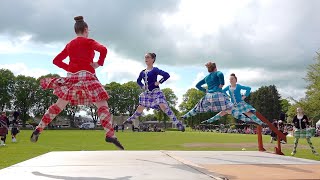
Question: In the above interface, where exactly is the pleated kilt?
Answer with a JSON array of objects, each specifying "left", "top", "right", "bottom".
[
  {"left": 231, "top": 101, "right": 256, "bottom": 119},
  {"left": 139, "top": 88, "right": 167, "bottom": 110},
  {"left": 40, "top": 71, "right": 109, "bottom": 105},
  {"left": 193, "top": 92, "right": 232, "bottom": 112},
  {"left": 293, "top": 129, "right": 312, "bottom": 138}
]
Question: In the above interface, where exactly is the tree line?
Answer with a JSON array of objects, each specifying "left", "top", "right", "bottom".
[{"left": 1, "top": 53, "right": 319, "bottom": 127}]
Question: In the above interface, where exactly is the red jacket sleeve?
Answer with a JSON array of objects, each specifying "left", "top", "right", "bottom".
[
  {"left": 53, "top": 45, "right": 69, "bottom": 71},
  {"left": 89, "top": 39, "right": 107, "bottom": 66}
]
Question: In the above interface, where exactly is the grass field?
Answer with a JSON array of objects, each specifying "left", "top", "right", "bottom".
[{"left": 0, "top": 130, "right": 319, "bottom": 169}]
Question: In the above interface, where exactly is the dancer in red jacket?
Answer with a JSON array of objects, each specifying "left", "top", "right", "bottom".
[{"left": 30, "top": 16, "right": 124, "bottom": 150}]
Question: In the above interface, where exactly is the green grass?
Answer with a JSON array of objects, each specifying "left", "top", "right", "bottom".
[{"left": 0, "top": 130, "right": 319, "bottom": 169}]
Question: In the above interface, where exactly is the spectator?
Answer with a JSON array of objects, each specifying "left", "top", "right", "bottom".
[
  {"left": 0, "top": 112, "right": 9, "bottom": 146},
  {"left": 270, "top": 119, "right": 278, "bottom": 143},
  {"left": 278, "top": 120, "right": 288, "bottom": 144},
  {"left": 279, "top": 111, "right": 287, "bottom": 122},
  {"left": 11, "top": 111, "right": 20, "bottom": 142},
  {"left": 291, "top": 107, "right": 318, "bottom": 156}
]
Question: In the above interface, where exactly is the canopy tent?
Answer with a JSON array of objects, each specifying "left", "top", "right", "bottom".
[{"left": 316, "top": 120, "right": 320, "bottom": 128}]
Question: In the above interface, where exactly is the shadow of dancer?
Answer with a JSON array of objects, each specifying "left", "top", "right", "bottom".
[{"left": 32, "top": 171, "right": 132, "bottom": 180}]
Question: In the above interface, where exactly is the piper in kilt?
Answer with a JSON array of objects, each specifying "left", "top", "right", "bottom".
[
  {"left": 181, "top": 62, "right": 232, "bottom": 119},
  {"left": 201, "top": 73, "right": 264, "bottom": 125},
  {"left": 30, "top": 16, "right": 124, "bottom": 150},
  {"left": 11, "top": 111, "right": 20, "bottom": 143},
  {"left": 123, "top": 53, "right": 185, "bottom": 132},
  {"left": 291, "top": 107, "right": 318, "bottom": 156}
]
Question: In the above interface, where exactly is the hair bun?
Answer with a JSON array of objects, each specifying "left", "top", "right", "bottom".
[
  {"left": 230, "top": 73, "right": 236, "bottom": 76},
  {"left": 74, "top": 16, "right": 84, "bottom": 22}
]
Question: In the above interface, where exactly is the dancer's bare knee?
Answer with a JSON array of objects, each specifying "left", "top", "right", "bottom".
[
  {"left": 159, "top": 103, "right": 167, "bottom": 111},
  {"left": 137, "top": 105, "right": 145, "bottom": 112}
]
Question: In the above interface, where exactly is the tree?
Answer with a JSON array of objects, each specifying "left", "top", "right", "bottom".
[
  {"left": 87, "top": 105, "right": 98, "bottom": 126},
  {"left": 280, "top": 98, "right": 291, "bottom": 113},
  {"left": 105, "top": 82, "right": 123, "bottom": 115},
  {"left": 64, "top": 104, "right": 80, "bottom": 127},
  {"left": 247, "top": 85, "right": 282, "bottom": 121},
  {"left": 121, "top": 81, "right": 141, "bottom": 115},
  {"left": 303, "top": 52, "right": 320, "bottom": 122},
  {"left": 179, "top": 88, "right": 205, "bottom": 112},
  {"left": 33, "top": 74, "right": 59, "bottom": 117},
  {"left": 0, "top": 69, "right": 15, "bottom": 111},
  {"left": 13, "top": 75, "right": 38, "bottom": 126},
  {"left": 285, "top": 53, "right": 320, "bottom": 125},
  {"left": 179, "top": 88, "right": 213, "bottom": 127},
  {"left": 162, "top": 88, "right": 178, "bottom": 107}
]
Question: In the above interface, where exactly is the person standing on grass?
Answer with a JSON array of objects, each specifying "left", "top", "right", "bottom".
[
  {"left": 291, "top": 107, "right": 318, "bottom": 156},
  {"left": 270, "top": 119, "right": 278, "bottom": 143},
  {"left": 11, "top": 111, "right": 20, "bottom": 142},
  {"left": 30, "top": 16, "right": 124, "bottom": 150},
  {"left": 0, "top": 112, "right": 9, "bottom": 146}
]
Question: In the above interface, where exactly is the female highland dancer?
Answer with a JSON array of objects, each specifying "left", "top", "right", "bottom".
[
  {"left": 181, "top": 62, "right": 233, "bottom": 119},
  {"left": 123, "top": 53, "right": 185, "bottom": 132},
  {"left": 291, "top": 107, "right": 318, "bottom": 156},
  {"left": 202, "top": 73, "right": 264, "bottom": 125},
  {"left": 30, "top": 16, "right": 124, "bottom": 150}
]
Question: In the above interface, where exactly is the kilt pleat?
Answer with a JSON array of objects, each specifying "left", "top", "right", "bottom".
[{"left": 40, "top": 71, "right": 109, "bottom": 105}]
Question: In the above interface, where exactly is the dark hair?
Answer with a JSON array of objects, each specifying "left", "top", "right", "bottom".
[
  {"left": 230, "top": 73, "right": 237, "bottom": 81},
  {"left": 13, "top": 111, "right": 20, "bottom": 119},
  {"left": 74, "top": 16, "right": 88, "bottom": 34},
  {"left": 205, "top": 62, "right": 216, "bottom": 72},
  {"left": 147, "top": 53, "right": 156, "bottom": 62}
]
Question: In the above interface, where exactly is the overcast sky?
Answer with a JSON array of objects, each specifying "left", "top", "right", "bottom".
[{"left": 1, "top": 0, "right": 319, "bottom": 110}]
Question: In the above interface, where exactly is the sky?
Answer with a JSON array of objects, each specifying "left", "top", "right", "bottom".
[{"left": 1, "top": 0, "right": 319, "bottom": 112}]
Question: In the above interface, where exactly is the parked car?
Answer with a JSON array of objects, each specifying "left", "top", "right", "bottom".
[
  {"left": 79, "top": 123, "right": 95, "bottom": 130},
  {"left": 18, "top": 123, "right": 34, "bottom": 129},
  {"left": 61, "top": 124, "right": 70, "bottom": 128}
]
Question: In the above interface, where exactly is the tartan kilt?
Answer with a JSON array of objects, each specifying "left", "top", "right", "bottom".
[
  {"left": 0, "top": 127, "right": 8, "bottom": 136},
  {"left": 293, "top": 129, "right": 312, "bottom": 138},
  {"left": 231, "top": 101, "right": 256, "bottom": 118},
  {"left": 194, "top": 92, "right": 232, "bottom": 113},
  {"left": 40, "top": 71, "right": 109, "bottom": 105},
  {"left": 139, "top": 88, "right": 167, "bottom": 110}
]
